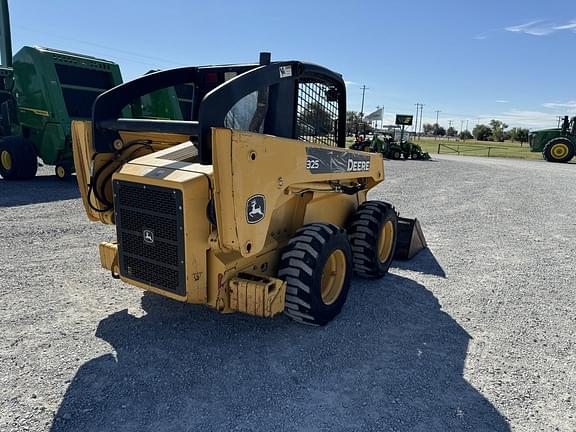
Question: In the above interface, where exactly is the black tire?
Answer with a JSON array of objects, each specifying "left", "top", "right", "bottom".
[
  {"left": 55, "top": 162, "right": 73, "bottom": 180},
  {"left": 392, "top": 150, "right": 401, "bottom": 160},
  {"left": 348, "top": 201, "right": 398, "bottom": 278},
  {"left": 0, "top": 136, "right": 38, "bottom": 180},
  {"left": 278, "top": 223, "right": 353, "bottom": 326},
  {"left": 543, "top": 138, "right": 574, "bottom": 163},
  {"left": 411, "top": 152, "right": 420, "bottom": 160}
]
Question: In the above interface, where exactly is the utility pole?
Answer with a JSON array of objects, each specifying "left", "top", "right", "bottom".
[
  {"left": 358, "top": 85, "right": 368, "bottom": 134},
  {"left": 418, "top": 104, "right": 424, "bottom": 139},
  {"left": 434, "top": 110, "right": 441, "bottom": 139},
  {"left": 414, "top": 103, "right": 424, "bottom": 137},
  {"left": 466, "top": 119, "right": 469, "bottom": 131},
  {"left": 460, "top": 119, "right": 464, "bottom": 134},
  {"left": 360, "top": 85, "right": 368, "bottom": 118}
]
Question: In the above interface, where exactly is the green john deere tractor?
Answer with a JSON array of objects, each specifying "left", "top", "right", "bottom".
[
  {"left": 354, "top": 134, "right": 430, "bottom": 160},
  {"left": 529, "top": 115, "right": 575, "bottom": 163}
]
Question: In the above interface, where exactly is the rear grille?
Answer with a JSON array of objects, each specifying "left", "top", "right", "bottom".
[{"left": 113, "top": 181, "right": 186, "bottom": 295}]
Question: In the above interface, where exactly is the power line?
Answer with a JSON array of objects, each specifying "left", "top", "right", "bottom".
[{"left": 14, "top": 24, "right": 187, "bottom": 67}]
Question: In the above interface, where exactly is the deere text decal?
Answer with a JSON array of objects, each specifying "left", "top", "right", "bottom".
[{"left": 306, "top": 147, "right": 371, "bottom": 174}]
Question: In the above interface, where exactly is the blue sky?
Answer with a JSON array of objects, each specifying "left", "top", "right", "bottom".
[{"left": 8, "top": 0, "right": 576, "bottom": 130}]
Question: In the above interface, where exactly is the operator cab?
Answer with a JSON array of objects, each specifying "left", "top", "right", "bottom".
[{"left": 92, "top": 52, "right": 347, "bottom": 165}]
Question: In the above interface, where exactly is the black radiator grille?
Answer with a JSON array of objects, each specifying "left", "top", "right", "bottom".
[{"left": 113, "top": 181, "right": 186, "bottom": 296}]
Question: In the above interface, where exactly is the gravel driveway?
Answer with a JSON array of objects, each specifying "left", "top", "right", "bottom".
[{"left": 0, "top": 155, "right": 574, "bottom": 431}]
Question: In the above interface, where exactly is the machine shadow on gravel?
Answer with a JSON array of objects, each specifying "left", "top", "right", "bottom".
[
  {"left": 392, "top": 248, "right": 447, "bottom": 278},
  {"left": 0, "top": 175, "right": 80, "bottom": 207},
  {"left": 50, "top": 275, "right": 509, "bottom": 432}
]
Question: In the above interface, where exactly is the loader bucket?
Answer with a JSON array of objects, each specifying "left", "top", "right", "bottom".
[{"left": 394, "top": 217, "right": 427, "bottom": 260}]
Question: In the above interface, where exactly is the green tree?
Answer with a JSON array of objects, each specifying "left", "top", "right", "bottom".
[
  {"left": 459, "top": 130, "right": 473, "bottom": 140},
  {"left": 423, "top": 123, "right": 434, "bottom": 135},
  {"left": 473, "top": 124, "right": 492, "bottom": 141},
  {"left": 346, "top": 111, "right": 361, "bottom": 134},
  {"left": 300, "top": 102, "right": 335, "bottom": 136},
  {"left": 509, "top": 127, "right": 529, "bottom": 143},
  {"left": 433, "top": 123, "right": 446, "bottom": 136},
  {"left": 490, "top": 119, "right": 508, "bottom": 142},
  {"left": 346, "top": 110, "right": 374, "bottom": 135},
  {"left": 446, "top": 126, "right": 457, "bottom": 137}
]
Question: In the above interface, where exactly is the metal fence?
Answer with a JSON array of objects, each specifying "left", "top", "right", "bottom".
[{"left": 437, "top": 143, "right": 520, "bottom": 157}]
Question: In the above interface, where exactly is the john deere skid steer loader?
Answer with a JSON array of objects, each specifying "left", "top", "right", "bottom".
[{"left": 73, "top": 53, "right": 426, "bottom": 325}]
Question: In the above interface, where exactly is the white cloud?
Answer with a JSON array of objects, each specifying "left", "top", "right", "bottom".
[
  {"left": 554, "top": 22, "right": 576, "bottom": 31},
  {"left": 496, "top": 100, "right": 510, "bottom": 103},
  {"left": 344, "top": 81, "right": 358, "bottom": 86},
  {"left": 542, "top": 100, "right": 576, "bottom": 109},
  {"left": 505, "top": 19, "right": 576, "bottom": 37}
]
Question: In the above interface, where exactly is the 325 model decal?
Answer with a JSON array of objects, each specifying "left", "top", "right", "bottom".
[{"left": 305, "top": 147, "right": 371, "bottom": 174}]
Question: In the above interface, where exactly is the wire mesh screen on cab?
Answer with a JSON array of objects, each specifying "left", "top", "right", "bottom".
[{"left": 296, "top": 80, "right": 340, "bottom": 146}]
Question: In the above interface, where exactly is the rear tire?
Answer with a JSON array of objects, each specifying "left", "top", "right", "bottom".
[
  {"left": 278, "top": 223, "right": 352, "bottom": 326},
  {"left": 0, "top": 136, "right": 38, "bottom": 180},
  {"left": 348, "top": 201, "right": 398, "bottom": 278},
  {"left": 543, "top": 138, "right": 574, "bottom": 163}
]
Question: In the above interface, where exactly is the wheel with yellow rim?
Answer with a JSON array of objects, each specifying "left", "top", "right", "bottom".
[
  {"left": 543, "top": 138, "right": 574, "bottom": 163},
  {"left": 278, "top": 223, "right": 352, "bottom": 326},
  {"left": 348, "top": 201, "right": 398, "bottom": 278},
  {"left": 0, "top": 136, "right": 38, "bottom": 180},
  {"left": 55, "top": 163, "right": 72, "bottom": 180}
]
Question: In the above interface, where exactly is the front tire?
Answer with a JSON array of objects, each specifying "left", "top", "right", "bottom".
[
  {"left": 543, "top": 138, "right": 574, "bottom": 163},
  {"left": 278, "top": 223, "right": 353, "bottom": 326},
  {"left": 0, "top": 136, "right": 38, "bottom": 180},
  {"left": 348, "top": 201, "right": 398, "bottom": 278}
]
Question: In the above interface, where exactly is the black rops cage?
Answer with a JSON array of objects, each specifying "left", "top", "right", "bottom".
[{"left": 92, "top": 53, "right": 347, "bottom": 164}]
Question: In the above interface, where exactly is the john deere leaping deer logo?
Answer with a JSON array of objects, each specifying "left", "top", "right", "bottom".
[
  {"left": 143, "top": 229, "right": 155, "bottom": 245},
  {"left": 246, "top": 194, "right": 266, "bottom": 224}
]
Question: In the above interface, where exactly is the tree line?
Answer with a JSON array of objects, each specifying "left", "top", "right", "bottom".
[{"left": 422, "top": 120, "right": 529, "bottom": 143}]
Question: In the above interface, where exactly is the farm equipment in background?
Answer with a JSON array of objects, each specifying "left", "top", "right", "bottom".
[
  {"left": 529, "top": 115, "right": 575, "bottom": 163},
  {"left": 72, "top": 53, "right": 427, "bottom": 326},
  {"left": 0, "top": 0, "right": 126, "bottom": 180},
  {"left": 351, "top": 134, "right": 430, "bottom": 160}
]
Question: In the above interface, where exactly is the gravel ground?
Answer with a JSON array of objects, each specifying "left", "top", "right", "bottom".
[{"left": 0, "top": 155, "right": 574, "bottom": 432}]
